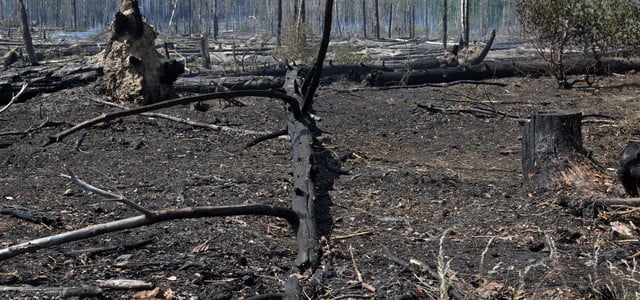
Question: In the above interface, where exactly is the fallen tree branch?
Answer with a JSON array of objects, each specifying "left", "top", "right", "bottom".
[
  {"left": 48, "top": 89, "right": 303, "bottom": 144},
  {"left": 61, "top": 169, "right": 157, "bottom": 217},
  {"left": 64, "top": 238, "right": 154, "bottom": 257},
  {"left": 244, "top": 128, "right": 288, "bottom": 149},
  {"left": 0, "top": 120, "right": 67, "bottom": 137},
  {"left": 0, "top": 83, "right": 27, "bottom": 115},
  {"left": 90, "top": 97, "right": 271, "bottom": 136},
  {"left": 417, "top": 102, "right": 527, "bottom": 122},
  {"left": 0, "top": 285, "right": 103, "bottom": 298},
  {"left": 0, "top": 203, "right": 298, "bottom": 261}
]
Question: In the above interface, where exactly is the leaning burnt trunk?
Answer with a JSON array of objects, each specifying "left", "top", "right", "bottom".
[{"left": 98, "top": 0, "right": 183, "bottom": 105}]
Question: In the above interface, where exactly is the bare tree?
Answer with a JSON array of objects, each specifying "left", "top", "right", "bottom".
[
  {"left": 443, "top": 0, "right": 448, "bottom": 50},
  {"left": 17, "top": 0, "right": 38, "bottom": 65},
  {"left": 361, "top": 0, "right": 367, "bottom": 38},
  {"left": 461, "top": 0, "right": 469, "bottom": 46},
  {"left": 374, "top": 0, "right": 380, "bottom": 39}
]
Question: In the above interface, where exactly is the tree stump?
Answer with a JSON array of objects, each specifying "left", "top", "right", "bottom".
[
  {"left": 522, "top": 110, "right": 585, "bottom": 188},
  {"left": 98, "top": 0, "right": 183, "bottom": 105}
]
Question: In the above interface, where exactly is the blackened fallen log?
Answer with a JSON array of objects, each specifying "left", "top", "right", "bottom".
[
  {"left": 174, "top": 76, "right": 285, "bottom": 93},
  {"left": 365, "top": 58, "right": 640, "bottom": 87},
  {"left": 0, "top": 63, "right": 102, "bottom": 104}
]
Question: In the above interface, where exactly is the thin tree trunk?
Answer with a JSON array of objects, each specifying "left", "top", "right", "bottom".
[
  {"left": 374, "top": 0, "right": 380, "bottom": 39},
  {"left": 213, "top": 0, "right": 219, "bottom": 39},
  {"left": 276, "top": 0, "right": 282, "bottom": 46},
  {"left": 361, "top": 0, "right": 366, "bottom": 38},
  {"left": 424, "top": 1, "right": 429, "bottom": 38},
  {"left": 72, "top": 0, "right": 77, "bottom": 29},
  {"left": 443, "top": 0, "right": 447, "bottom": 50},
  {"left": 460, "top": 0, "right": 469, "bottom": 46},
  {"left": 387, "top": 2, "right": 392, "bottom": 38},
  {"left": 17, "top": 0, "right": 38, "bottom": 65}
]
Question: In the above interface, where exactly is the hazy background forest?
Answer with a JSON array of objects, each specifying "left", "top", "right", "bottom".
[{"left": 0, "top": 0, "right": 520, "bottom": 41}]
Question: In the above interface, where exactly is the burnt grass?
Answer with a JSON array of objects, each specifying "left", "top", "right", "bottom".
[{"left": 2, "top": 67, "right": 640, "bottom": 299}]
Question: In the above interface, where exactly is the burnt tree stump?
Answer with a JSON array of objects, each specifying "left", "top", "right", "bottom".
[
  {"left": 98, "top": 0, "right": 183, "bottom": 105},
  {"left": 522, "top": 110, "right": 585, "bottom": 188}
]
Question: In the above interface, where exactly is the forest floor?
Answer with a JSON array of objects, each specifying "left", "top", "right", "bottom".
[{"left": 2, "top": 36, "right": 640, "bottom": 299}]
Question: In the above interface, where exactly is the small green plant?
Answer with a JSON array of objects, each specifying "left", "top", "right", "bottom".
[
  {"left": 517, "top": 0, "right": 640, "bottom": 88},
  {"left": 272, "top": 24, "right": 318, "bottom": 65},
  {"left": 330, "top": 43, "right": 370, "bottom": 65}
]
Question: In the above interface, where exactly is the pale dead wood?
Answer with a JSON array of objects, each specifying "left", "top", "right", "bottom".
[
  {"left": 95, "top": 279, "right": 153, "bottom": 290},
  {"left": 593, "top": 198, "right": 640, "bottom": 207},
  {"left": 61, "top": 169, "right": 156, "bottom": 217},
  {"left": 0, "top": 83, "right": 27, "bottom": 115},
  {"left": 0, "top": 203, "right": 298, "bottom": 261},
  {"left": 0, "top": 285, "right": 103, "bottom": 297}
]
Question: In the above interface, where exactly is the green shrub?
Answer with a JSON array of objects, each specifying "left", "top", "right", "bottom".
[
  {"left": 331, "top": 43, "right": 371, "bottom": 65},
  {"left": 272, "top": 24, "right": 318, "bottom": 65},
  {"left": 517, "top": 0, "right": 640, "bottom": 88}
]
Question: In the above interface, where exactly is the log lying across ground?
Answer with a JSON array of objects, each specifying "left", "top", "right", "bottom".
[{"left": 0, "top": 61, "right": 102, "bottom": 103}]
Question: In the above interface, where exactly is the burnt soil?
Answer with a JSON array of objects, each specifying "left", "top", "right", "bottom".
[{"left": 2, "top": 66, "right": 640, "bottom": 299}]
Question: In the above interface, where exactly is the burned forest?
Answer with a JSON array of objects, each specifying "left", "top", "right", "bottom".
[{"left": 2, "top": 0, "right": 640, "bottom": 299}]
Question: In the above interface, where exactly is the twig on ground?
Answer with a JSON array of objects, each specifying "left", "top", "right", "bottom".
[
  {"left": 90, "top": 97, "right": 274, "bottom": 136},
  {"left": 0, "top": 83, "right": 28, "bottom": 115},
  {"left": 349, "top": 245, "right": 363, "bottom": 282},
  {"left": 244, "top": 127, "right": 288, "bottom": 149},
  {"left": 0, "top": 203, "right": 298, "bottom": 261},
  {"left": 0, "top": 120, "right": 67, "bottom": 137},
  {"left": 0, "top": 170, "right": 299, "bottom": 261},
  {"left": 61, "top": 169, "right": 156, "bottom": 217},
  {"left": 333, "top": 231, "right": 373, "bottom": 240},
  {"left": 95, "top": 279, "right": 152, "bottom": 290},
  {"left": 64, "top": 238, "right": 154, "bottom": 257},
  {"left": 417, "top": 102, "right": 527, "bottom": 123},
  {"left": 48, "top": 89, "right": 303, "bottom": 144},
  {"left": 0, "top": 285, "right": 103, "bottom": 298}
]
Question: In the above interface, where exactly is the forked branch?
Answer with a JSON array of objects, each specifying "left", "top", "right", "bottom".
[{"left": 0, "top": 172, "right": 298, "bottom": 261}]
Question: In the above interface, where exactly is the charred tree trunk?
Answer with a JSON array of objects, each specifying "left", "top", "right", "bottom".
[
  {"left": 277, "top": 0, "right": 282, "bottom": 46},
  {"left": 374, "top": 0, "right": 380, "bottom": 39},
  {"left": 443, "top": 0, "right": 448, "bottom": 51},
  {"left": 522, "top": 110, "right": 586, "bottom": 188},
  {"left": 387, "top": 3, "right": 392, "bottom": 38},
  {"left": 460, "top": 0, "right": 469, "bottom": 47},
  {"left": 200, "top": 34, "right": 211, "bottom": 69},
  {"left": 100, "top": 0, "right": 184, "bottom": 105},
  {"left": 362, "top": 0, "right": 367, "bottom": 39},
  {"left": 17, "top": 0, "right": 38, "bottom": 65},
  {"left": 213, "top": 0, "right": 219, "bottom": 40},
  {"left": 283, "top": 0, "right": 335, "bottom": 297}
]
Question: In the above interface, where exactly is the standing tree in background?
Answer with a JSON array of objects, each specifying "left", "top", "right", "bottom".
[
  {"left": 442, "top": 0, "right": 448, "bottom": 50},
  {"left": 460, "top": 0, "right": 469, "bottom": 46},
  {"left": 361, "top": 0, "right": 367, "bottom": 38},
  {"left": 276, "top": 0, "right": 282, "bottom": 46},
  {"left": 374, "top": 0, "right": 380, "bottom": 39},
  {"left": 17, "top": 0, "right": 38, "bottom": 65}
]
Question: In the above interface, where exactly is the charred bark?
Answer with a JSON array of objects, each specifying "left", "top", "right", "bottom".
[{"left": 522, "top": 110, "right": 586, "bottom": 189}]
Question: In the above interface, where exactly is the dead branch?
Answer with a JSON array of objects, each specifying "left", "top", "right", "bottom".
[
  {"left": 0, "top": 285, "right": 103, "bottom": 298},
  {"left": 48, "top": 89, "right": 302, "bottom": 144},
  {"left": 1, "top": 168, "right": 298, "bottom": 261},
  {"left": 95, "top": 279, "right": 153, "bottom": 290},
  {"left": 90, "top": 97, "right": 274, "bottom": 136},
  {"left": 0, "top": 120, "right": 67, "bottom": 137},
  {"left": 417, "top": 102, "right": 526, "bottom": 122},
  {"left": 0, "top": 83, "right": 27, "bottom": 115},
  {"left": 244, "top": 128, "right": 288, "bottom": 149},
  {"left": 0, "top": 203, "right": 298, "bottom": 261},
  {"left": 64, "top": 238, "right": 154, "bottom": 257},
  {"left": 61, "top": 169, "right": 156, "bottom": 217}
]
